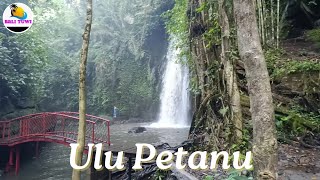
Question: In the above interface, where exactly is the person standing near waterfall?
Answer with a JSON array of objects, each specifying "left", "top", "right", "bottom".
[{"left": 113, "top": 106, "right": 118, "bottom": 119}]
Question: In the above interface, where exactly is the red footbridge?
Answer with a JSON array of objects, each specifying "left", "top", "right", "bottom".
[{"left": 0, "top": 112, "right": 111, "bottom": 175}]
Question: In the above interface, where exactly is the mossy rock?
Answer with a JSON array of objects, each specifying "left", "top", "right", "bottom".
[
  {"left": 275, "top": 71, "right": 320, "bottom": 113},
  {"left": 278, "top": 71, "right": 320, "bottom": 94}
]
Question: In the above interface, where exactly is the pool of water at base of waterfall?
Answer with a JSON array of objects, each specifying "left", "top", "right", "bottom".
[{"left": 2, "top": 122, "right": 189, "bottom": 180}]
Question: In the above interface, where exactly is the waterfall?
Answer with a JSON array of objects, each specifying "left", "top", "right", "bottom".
[{"left": 151, "top": 38, "right": 191, "bottom": 128}]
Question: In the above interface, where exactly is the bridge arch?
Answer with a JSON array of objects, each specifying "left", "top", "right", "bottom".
[
  {"left": 0, "top": 112, "right": 111, "bottom": 174},
  {"left": 0, "top": 112, "right": 111, "bottom": 147}
]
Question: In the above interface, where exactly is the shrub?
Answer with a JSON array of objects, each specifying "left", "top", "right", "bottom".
[{"left": 306, "top": 28, "right": 320, "bottom": 47}]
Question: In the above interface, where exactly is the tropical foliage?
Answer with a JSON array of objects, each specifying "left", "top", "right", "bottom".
[{"left": 0, "top": 0, "right": 173, "bottom": 118}]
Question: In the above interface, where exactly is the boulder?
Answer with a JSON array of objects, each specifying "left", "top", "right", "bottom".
[{"left": 128, "top": 127, "right": 147, "bottom": 133}]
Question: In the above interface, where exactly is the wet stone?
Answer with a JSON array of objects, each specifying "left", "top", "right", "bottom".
[{"left": 128, "top": 127, "right": 147, "bottom": 133}]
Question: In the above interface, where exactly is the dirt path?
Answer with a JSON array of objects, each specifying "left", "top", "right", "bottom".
[
  {"left": 281, "top": 38, "right": 320, "bottom": 62},
  {"left": 278, "top": 143, "right": 320, "bottom": 180},
  {"left": 181, "top": 143, "right": 320, "bottom": 180}
]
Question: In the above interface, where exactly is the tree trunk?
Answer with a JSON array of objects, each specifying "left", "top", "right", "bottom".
[
  {"left": 233, "top": 0, "right": 278, "bottom": 179},
  {"left": 218, "top": 0, "right": 243, "bottom": 143},
  {"left": 72, "top": 0, "right": 93, "bottom": 179}
]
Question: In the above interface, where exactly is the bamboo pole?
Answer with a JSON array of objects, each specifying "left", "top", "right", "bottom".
[
  {"left": 271, "top": 0, "right": 275, "bottom": 43},
  {"left": 261, "top": 0, "right": 266, "bottom": 45},
  {"left": 257, "top": 0, "right": 264, "bottom": 44},
  {"left": 276, "top": 0, "right": 280, "bottom": 48}
]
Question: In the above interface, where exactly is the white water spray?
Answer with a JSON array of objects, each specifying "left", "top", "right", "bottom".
[{"left": 151, "top": 39, "right": 191, "bottom": 128}]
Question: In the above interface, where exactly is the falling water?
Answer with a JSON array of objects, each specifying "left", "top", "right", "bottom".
[{"left": 151, "top": 38, "right": 191, "bottom": 128}]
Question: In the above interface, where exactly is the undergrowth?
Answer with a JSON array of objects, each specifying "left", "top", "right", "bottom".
[
  {"left": 203, "top": 168, "right": 253, "bottom": 180},
  {"left": 306, "top": 28, "right": 320, "bottom": 47},
  {"left": 152, "top": 169, "right": 170, "bottom": 180},
  {"left": 276, "top": 107, "right": 320, "bottom": 138},
  {"left": 264, "top": 48, "right": 320, "bottom": 80},
  {"left": 272, "top": 60, "right": 320, "bottom": 79}
]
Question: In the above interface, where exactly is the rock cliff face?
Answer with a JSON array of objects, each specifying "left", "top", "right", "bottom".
[
  {"left": 0, "top": 96, "right": 36, "bottom": 120},
  {"left": 0, "top": 80, "right": 36, "bottom": 120},
  {"left": 240, "top": 70, "right": 320, "bottom": 117},
  {"left": 275, "top": 71, "right": 320, "bottom": 113}
]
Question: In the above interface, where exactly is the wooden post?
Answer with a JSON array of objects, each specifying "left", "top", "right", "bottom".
[
  {"left": 9, "top": 148, "right": 14, "bottom": 165},
  {"left": 15, "top": 146, "right": 20, "bottom": 175},
  {"left": 5, "top": 147, "right": 14, "bottom": 172}
]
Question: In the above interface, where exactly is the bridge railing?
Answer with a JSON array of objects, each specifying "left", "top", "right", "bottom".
[
  {"left": 0, "top": 112, "right": 111, "bottom": 147},
  {"left": 57, "top": 112, "right": 111, "bottom": 145}
]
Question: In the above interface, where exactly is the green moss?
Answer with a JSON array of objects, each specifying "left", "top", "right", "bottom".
[
  {"left": 264, "top": 47, "right": 320, "bottom": 80},
  {"left": 276, "top": 107, "right": 320, "bottom": 137},
  {"left": 264, "top": 48, "right": 283, "bottom": 75},
  {"left": 306, "top": 28, "right": 320, "bottom": 47},
  {"left": 271, "top": 60, "right": 320, "bottom": 79}
]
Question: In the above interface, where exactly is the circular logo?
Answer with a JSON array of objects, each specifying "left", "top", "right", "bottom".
[{"left": 2, "top": 3, "right": 33, "bottom": 33}]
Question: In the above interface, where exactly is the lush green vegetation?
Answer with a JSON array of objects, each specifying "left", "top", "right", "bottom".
[
  {"left": 265, "top": 49, "right": 320, "bottom": 79},
  {"left": 0, "top": 0, "right": 319, "bottom": 178},
  {"left": 272, "top": 60, "right": 320, "bottom": 79},
  {"left": 0, "top": 0, "right": 172, "bottom": 119},
  {"left": 276, "top": 108, "right": 320, "bottom": 136},
  {"left": 165, "top": 0, "right": 320, "bottom": 162},
  {"left": 306, "top": 28, "right": 320, "bottom": 47},
  {"left": 264, "top": 48, "right": 320, "bottom": 141},
  {"left": 0, "top": 1, "right": 49, "bottom": 117}
]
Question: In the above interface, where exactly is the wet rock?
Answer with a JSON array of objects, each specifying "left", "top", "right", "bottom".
[
  {"left": 241, "top": 170, "right": 250, "bottom": 176},
  {"left": 128, "top": 127, "right": 147, "bottom": 133},
  {"left": 299, "top": 156, "right": 311, "bottom": 165},
  {"left": 278, "top": 170, "right": 284, "bottom": 175}
]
